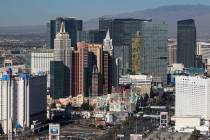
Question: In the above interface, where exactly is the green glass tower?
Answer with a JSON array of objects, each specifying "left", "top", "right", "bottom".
[
  {"left": 50, "top": 61, "right": 64, "bottom": 99},
  {"left": 177, "top": 19, "right": 196, "bottom": 68},
  {"left": 140, "top": 22, "right": 168, "bottom": 84}
]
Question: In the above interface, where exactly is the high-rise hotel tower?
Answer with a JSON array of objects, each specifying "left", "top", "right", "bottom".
[{"left": 51, "top": 22, "right": 73, "bottom": 99}]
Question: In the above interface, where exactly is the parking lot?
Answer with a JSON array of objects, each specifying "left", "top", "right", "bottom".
[
  {"left": 60, "top": 123, "right": 106, "bottom": 139},
  {"left": 31, "top": 117, "right": 200, "bottom": 140},
  {"left": 145, "top": 129, "right": 191, "bottom": 140}
]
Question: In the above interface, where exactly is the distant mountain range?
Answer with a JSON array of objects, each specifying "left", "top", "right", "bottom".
[
  {"left": 0, "top": 5, "right": 210, "bottom": 39},
  {"left": 84, "top": 5, "right": 210, "bottom": 39},
  {"left": 0, "top": 25, "right": 46, "bottom": 35}
]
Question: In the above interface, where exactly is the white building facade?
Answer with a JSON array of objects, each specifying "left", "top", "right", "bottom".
[
  {"left": 174, "top": 75, "right": 210, "bottom": 133},
  {"left": 31, "top": 50, "right": 54, "bottom": 87},
  {"left": 119, "top": 74, "right": 152, "bottom": 95},
  {"left": 0, "top": 79, "right": 17, "bottom": 134},
  {"left": 103, "top": 29, "right": 113, "bottom": 56},
  {"left": 175, "top": 76, "right": 210, "bottom": 119},
  {"left": 0, "top": 74, "right": 47, "bottom": 134},
  {"left": 197, "top": 42, "right": 210, "bottom": 60}
]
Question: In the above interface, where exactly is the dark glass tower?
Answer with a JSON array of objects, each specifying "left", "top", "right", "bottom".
[
  {"left": 99, "top": 18, "right": 151, "bottom": 73},
  {"left": 47, "top": 20, "right": 56, "bottom": 50},
  {"left": 50, "top": 61, "right": 71, "bottom": 99},
  {"left": 177, "top": 19, "right": 196, "bottom": 68},
  {"left": 99, "top": 18, "right": 151, "bottom": 46},
  {"left": 77, "top": 30, "right": 106, "bottom": 44},
  {"left": 140, "top": 22, "right": 168, "bottom": 84},
  {"left": 113, "top": 45, "right": 130, "bottom": 75},
  {"left": 50, "top": 61, "right": 64, "bottom": 99},
  {"left": 47, "top": 17, "right": 83, "bottom": 49}
]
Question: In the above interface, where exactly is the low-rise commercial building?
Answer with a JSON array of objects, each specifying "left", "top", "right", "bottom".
[
  {"left": 119, "top": 74, "right": 152, "bottom": 96},
  {"left": 160, "top": 112, "right": 169, "bottom": 128}
]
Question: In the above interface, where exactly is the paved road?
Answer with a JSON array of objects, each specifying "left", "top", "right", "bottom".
[
  {"left": 33, "top": 119, "right": 107, "bottom": 140},
  {"left": 145, "top": 130, "right": 191, "bottom": 140},
  {"left": 198, "top": 135, "right": 210, "bottom": 140},
  {"left": 100, "top": 117, "right": 159, "bottom": 140},
  {"left": 60, "top": 124, "right": 106, "bottom": 139}
]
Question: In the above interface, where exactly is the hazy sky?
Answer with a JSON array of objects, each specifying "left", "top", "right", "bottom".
[{"left": 0, "top": 0, "right": 210, "bottom": 26}]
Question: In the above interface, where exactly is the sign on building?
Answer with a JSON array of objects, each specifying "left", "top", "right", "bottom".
[
  {"left": 130, "top": 134, "right": 142, "bottom": 140},
  {"left": 49, "top": 123, "right": 60, "bottom": 140}
]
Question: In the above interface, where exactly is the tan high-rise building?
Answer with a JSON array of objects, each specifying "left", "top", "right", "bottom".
[
  {"left": 168, "top": 39, "right": 177, "bottom": 65},
  {"left": 88, "top": 44, "right": 103, "bottom": 73},
  {"left": 131, "top": 32, "right": 141, "bottom": 74},
  {"left": 51, "top": 22, "right": 73, "bottom": 99},
  {"left": 91, "top": 65, "right": 103, "bottom": 96}
]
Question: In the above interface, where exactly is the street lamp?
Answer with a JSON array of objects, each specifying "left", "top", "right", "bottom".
[
  {"left": 117, "top": 134, "right": 124, "bottom": 140},
  {"left": 135, "top": 114, "right": 140, "bottom": 134},
  {"left": 60, "top": 135, "right": 87, "bottom": 140},
  {"left": 67, "top": 136, "right": 73, "bottom": 140}
]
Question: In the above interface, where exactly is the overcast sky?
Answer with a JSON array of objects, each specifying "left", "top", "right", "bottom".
[{"left": 0, "top": 0, "right": 209, "bottom": 26}]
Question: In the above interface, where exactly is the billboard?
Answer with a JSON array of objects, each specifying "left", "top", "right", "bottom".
[
  {"left": 130, "top": 134, "right": 142, "bottom": 140},
  {"left": 49, "top": 124, "right": 60, "bottom": 136}
]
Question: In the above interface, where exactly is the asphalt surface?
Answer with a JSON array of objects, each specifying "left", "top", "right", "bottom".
[
  {"left": 33, "top": 117, "right": 165, "bottom": 140},
  {"left": 145, "top": 130, "right": 191, "bottom": 140},
  {"left": 198, "top": 135, "right": 210, "bottom": 140},
  {"left": 59, "top": 124, "right": 106, "bottom": 139},
  {"left": 100, "top": 117, "right": 160, "bottom": 140},
  {"left": 33, "top": 119, "right": 107, "bottom": 140},
  {"left": 22, "top": 117, "right": 206, "bottom": 140}
]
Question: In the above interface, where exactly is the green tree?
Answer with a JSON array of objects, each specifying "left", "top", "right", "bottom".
[
  {"left": 80, "top": 103, "right": 93, "bottom": 111},
  {"left": 51, "top": 102, "right": 56, "bottom": 108}
]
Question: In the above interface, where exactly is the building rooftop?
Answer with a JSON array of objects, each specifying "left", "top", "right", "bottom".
[
  {"left": 1, "top": 72, "right": 46, "bottom": 81},
  {"left": 178, "top": 19, "right": 195, "bottom": 25},
  {"left": 100, "top": 17, "right": 152, "bottom": 22},
  {"left": 172, "top": 115, "right": 201, "bottom": 119}
]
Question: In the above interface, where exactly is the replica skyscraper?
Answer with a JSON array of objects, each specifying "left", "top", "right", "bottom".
[
  {"left": 103, "top": 30, "right": 113, "bottom": 94},
  {"left": 103, "top": 30, "right": 113, "bottom": 55},
  {"left": 51, "top": 22, "right": 73, "bottom": 99},
  {"left": 47, "top": 17, "right": 82, "bottom": 49}
]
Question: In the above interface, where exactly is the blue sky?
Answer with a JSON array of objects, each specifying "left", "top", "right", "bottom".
[{"left": 0, "top": 0, "right": 209, "bottom": 26}]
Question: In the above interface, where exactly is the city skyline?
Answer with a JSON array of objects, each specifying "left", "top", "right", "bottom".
[
  {"left": 0, "top": 0, "right": 210, "bottom": 26},
  {"left": 0, "top": 0, "right": 210, "bottom": 139}
]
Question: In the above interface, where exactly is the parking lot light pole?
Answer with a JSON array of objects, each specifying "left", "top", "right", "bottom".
[
  {"left": 117, "top": 134, "right": 124, "bottom": 140},
  {"left": 135, "top": 114, "right": 140, "bottom": 134}
]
